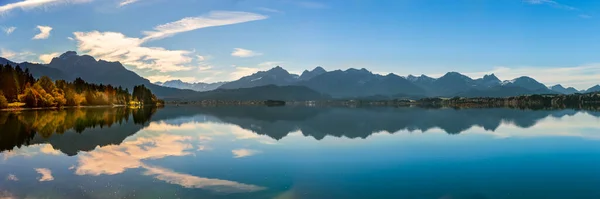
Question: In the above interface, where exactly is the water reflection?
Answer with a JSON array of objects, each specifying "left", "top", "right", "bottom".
[
  {"left": 192, "top": 106, "right": 600, "bottom": 139},
  {"left": 0, "top": 107, "right": 156, "bottom": 156},
  {"left": 2, "top": 106, "right": 600, "bottom": 199},
  {"left": 2, "top": 106, "right": 600, "bottom": 156}
]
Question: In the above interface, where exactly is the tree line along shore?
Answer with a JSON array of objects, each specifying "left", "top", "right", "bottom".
[{"left": 0, "top": 63, "right": 163, "bottom": 110}]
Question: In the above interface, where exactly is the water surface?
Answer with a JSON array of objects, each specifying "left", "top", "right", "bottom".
[{"left": 1, "top": 106, "right": 600, "bottom": 199}]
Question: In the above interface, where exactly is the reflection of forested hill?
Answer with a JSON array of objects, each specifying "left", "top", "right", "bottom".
[
  {"left": 2, "top": 106, "right": 598, "bottom": 156},
  {"left": 195, "top": 106, "right": 591, "bottom": 140},
  {"left": 0, "top": 107, "right": 157, "bottom": 156}
]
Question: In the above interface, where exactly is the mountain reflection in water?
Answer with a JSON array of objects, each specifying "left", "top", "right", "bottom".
[
  {"left": 1, "top": 106, "right": 599, "bottom": 156},
  {"left": 2, "top": 106, "right": 600, "bottom": 199}
]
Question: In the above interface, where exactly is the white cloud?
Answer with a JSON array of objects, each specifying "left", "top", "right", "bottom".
[
  {"left": 39, "top": 144, "right": 61, "bottom": 155},
  {"left": 75, "top": 133, "right": 194, "bottom": 176},
  {"left": 34, "top": 168, "right": 54, "bottom": 182},
  {"left": 0, "top": 0, "right": 93, "bottom": 15},
  {"left": 523, "top": 0, "right": 576, "bottom": 10},
  {"left": 0, "top": 48, "right": 35, "bottom": 62},
  {"left": 463, "top": 64, "right": 600, "bottom": 90},
  {"left": 32, "top": 25, "right": 52, "bottom": 40},
  {"left": 257, "top": 7, "right": 283, "bottom": 13},
  {"left": 142, "top": 11, "right": 268, "bottom": 42},
  {"left": 0, "top": 48, "right": 17, "bottom": 58},
  {"left": 143, "top": 166, "right": 266, "bottom": 193},
  {"left": 3, "top": 26, "right": 16, "bottom": 35},
  {"left": 38, "top": 52, "right": 60, "bottom": 63},
  {"left": 73, "top": 31, "right": 194, "bottom": 72},
  {"left": 6, "top": 174, "right": 18, "bottom": 181},
  {"left": 73, "top": 11, "right": 267, "bottom": 72},
  {"left": 231, "top": 48, "right": 262, "bottom": 58},
  {"left": 2, "top": 144, "right": 61, "bottom": 160},
  {"left": 119, "top": 0, "right": 139, "bottom": 7},
  {"left": 73, "top": 125, "right": 265, "bottom": 193},
  {"left": 232, "top": 149, "right": 261, "bottom": 158}
]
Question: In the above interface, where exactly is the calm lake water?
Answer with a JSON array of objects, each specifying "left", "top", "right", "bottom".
[{"left": 1, "top": 106, "right": 600, "bottom": 199}]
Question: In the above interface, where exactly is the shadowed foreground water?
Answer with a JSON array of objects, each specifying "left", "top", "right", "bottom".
[{"left": 1, "top": 106, "right": 600, "bottom": 199}]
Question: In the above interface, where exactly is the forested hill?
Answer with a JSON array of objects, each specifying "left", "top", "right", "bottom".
[{"left": 0, "top": 63, "right": 163, "bottom": 109}]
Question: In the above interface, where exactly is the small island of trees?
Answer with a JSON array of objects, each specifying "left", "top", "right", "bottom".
[{"left": 0, "top": 63, "right": 163, "bottom": 109}]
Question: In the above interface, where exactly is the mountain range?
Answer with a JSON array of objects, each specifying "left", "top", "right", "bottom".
[
  {"left": 2, "top": 51, "right": 599, "bottom": 101},
  {"left": 1, "top": 51, "right": 197, "bottom": 99},
  {"left": 208, "top": 65, "right": 599, "bottom": 98},
  {"left": 155, "top": 80, "right": 226, "bottom": 92}
]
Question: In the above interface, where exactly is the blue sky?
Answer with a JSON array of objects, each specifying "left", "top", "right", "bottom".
[{"left": 1, "top": 0, "right": 600, "bottom": 89}]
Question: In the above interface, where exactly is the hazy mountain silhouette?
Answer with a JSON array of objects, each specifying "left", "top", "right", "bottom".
[
  {"left": 427, "top": 72, "right": 478, "bottom": 96},
  {"left": 219, "top": 66, "right": 301, "bottom": 89},
  {"left": 474, "top": 74, "right": 502, "bottom": 89},
  {"left": 194, "top": 106, "right": 591, "bottom": 140},
  {"left": 502, "top": 76, "right": 551, "bottom": 91},
  {"left": 586, "top": 85, "right": 600, "bottom": 93},
  {"left": 223, "top": 67, "right": 561, "bottom": 98},
  {"left": 3, "top": 106, "right": 598, "bottom": 156},
  {"left": 298, "top": 69, "right": 426, "bottom": 98},
  {"left": 299, "top": 66, "right": 327, "bottom": 81},
  {"left": 0, "top": 57, "right": 68, "bottom": 80},
  {"left": 2, "top": 52, "right": 596, "bottom": 100},
  {"left": 0, "top": 51, "right": 197, "bottom": 98},
  {"left": 155, "top": 80, "right": 226, "bottom": 92},
  {"left": 551, "top": 84, "right": 579, "bottom": 94}
]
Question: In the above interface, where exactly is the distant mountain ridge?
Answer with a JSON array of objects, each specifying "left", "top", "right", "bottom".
[
  {"left": 2, "top": 52, "right": 599, "bottom": 101},
  {"left": 550, "top": 84, "right": 579, "bottom": 95},
  {"left": 1, "top": 51, "right": 197, "bottom": 98},
  {"left": 219, "top": 67, "right": 577, "bottom": 98},
  {"left": 219, "top": 66, "right": 301, "bottom": 89},
  {"left": 155, "top": 80, "right": 226, "bottom": 92}
]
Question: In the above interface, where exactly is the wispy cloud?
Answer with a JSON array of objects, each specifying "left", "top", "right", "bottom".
[
  {"left": 143, "top": 166, "right": 266, "bottom": 192},
  {"left": 523, "top": 0, "right": 576, "bottom": 10},
  {"left": 232, "top": 149, "right": 261, "bottom": 158},
  {"left": 0, "top": 0, "right": 93, "bottom": 15},
  {"left": 2, "top": 26, "right": 16, "bottom": 35},
  {"left": 73, "top": 11, "right": 268, "bottom": 72},
  {"left": 32, "top": 25, "right": 52, "bottom": 40},
  {"left": 257, "top": 7, "right": 283, "bottom": 13},
  {"left": 231, "top": 48, "right": 262, "bottom": 58},
  {"left": 523, "top": 0, "right": 591, "bottom": 18},
  {"left": 38, "top": 52, "right": 60, "bottom": 63},
  {"left": 34, "top": 168, "right": 54, "bottom": 182},
  {"left": 119, "top": 0, "right": 139, "bottom": 7},
  {"left": 0, "top": 48, "right": 35, "bottom": 62},
  {"left": 142, "top": 11, "right": 268, "bottom": 41}
]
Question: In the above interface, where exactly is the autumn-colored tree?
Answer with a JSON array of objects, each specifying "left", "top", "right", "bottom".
[
  {"left": 2, "top": 63, "right": 160, "bottom": 108},
  {"left": 0, "top": 92, "right": 8, "bottom": 108}
]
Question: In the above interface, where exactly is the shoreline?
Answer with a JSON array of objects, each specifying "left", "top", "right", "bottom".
[{"left": 0, "top": 105, "right": 127, "bottom": 112}]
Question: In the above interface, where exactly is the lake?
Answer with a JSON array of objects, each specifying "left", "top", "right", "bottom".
[{"left": 1, "top": 106, "right": 600, "bottom": 199}]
